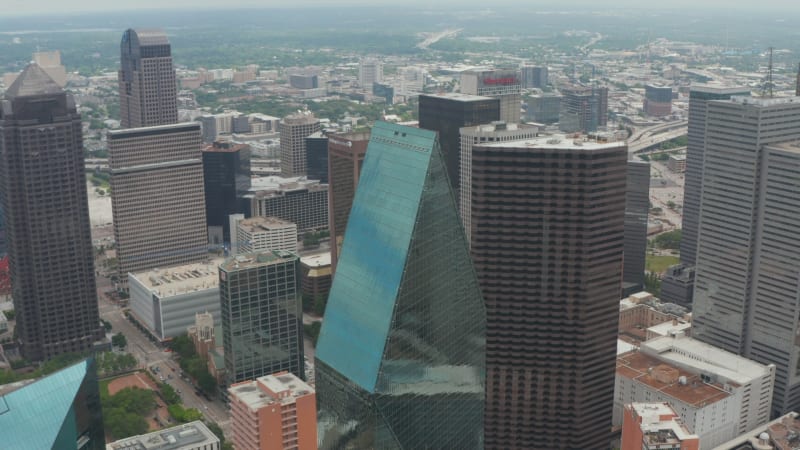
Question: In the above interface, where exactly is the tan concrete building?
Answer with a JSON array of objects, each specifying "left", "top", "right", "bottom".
[
  {"left": 229, "top": 372, "right": 317, "bottom": 450},
  {"left": 280, "top": 113, "right": 320, "bottom": 177},
  {"left": 231, "top": 216, "right": 297, "bottom": 256},
  {"left": 109, "top": 122, "right": 208, "bottom": 284}
]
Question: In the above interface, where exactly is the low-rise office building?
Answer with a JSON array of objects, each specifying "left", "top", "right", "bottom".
[
  {"left": 129, "top": 259, "right": 224, "bottom": 341},
  {"left": 615, "top": 335, "right": 776, "bottom": 448},
  {"left": 231, "top": 216, "right": 298, "bottom": 256},
  {"left": 106, "top": 421, "right": 219, "bottom": 450}
]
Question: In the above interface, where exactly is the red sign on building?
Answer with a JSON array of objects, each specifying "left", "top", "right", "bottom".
[{"left": 483, "top": 77, "right": 518, "bottom": 86}]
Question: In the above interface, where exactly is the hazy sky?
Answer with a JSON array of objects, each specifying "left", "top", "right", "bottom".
[{"left": 3, "top": 0, "right": 800, "bottom": 16}]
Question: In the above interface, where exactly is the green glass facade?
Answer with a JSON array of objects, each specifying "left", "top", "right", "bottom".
[
  {"left": 316, "top": 122, "right": 486, "bottom": 449},
  {"left": 0, "top": 358, "right": 105, "bottom": 449},
  {"left": 220, "top": 251, "right": 305, "bottom": 385}
]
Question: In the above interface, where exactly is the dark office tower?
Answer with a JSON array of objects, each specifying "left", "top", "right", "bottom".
[
  {"left": 109, "top": 123, "right": 208, "bottom": 284},
  {"left": 691, "top": 96, "right": 800, "bottom": 416},
  {"left": 643, "top": 84, "right": 673, "bottom": 117},
  {"left": 0, "top": 64, "right": 103, "bottom": 361},
  {"left": 220, "top": 250, "right": 304, "bottom": 385},
  {"left": 316, "top": 122, "right": 486, "bottom": 449},
  {"left": 118, "top": 28, "right": 178, "bottom": 129},
  {"left": 680, "top": 85, "right": 749, "bottom": 268},
  {"left": 305, "top": 131, "right": 328, "bottom": 182},
  {"left": 280, "top": 113, "right": 320, "bottom": 177},
  {"left": 327, "top": 132, "right": 369, "bottom": 275},
  {"left": 622, "top": 159, "right": 651, "bottom": 296},
  {"left": 418, "top": 93, "right": 500, "bottom": 199},
  {"left": 471, "top": 136, "right": 627, "bottom": 449},
  {"left": 559, "top": 84, "right": 608, "bottom": 133},
  {"left": 202, "top": 141, "right": 251, "bottom": 246}
]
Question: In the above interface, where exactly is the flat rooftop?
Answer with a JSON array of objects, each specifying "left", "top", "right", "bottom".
[
  {"left": 617, "top": 351, "right": 730, "bottom": 408},
  {"left": 229, "top": 372, "right": 314, "bottom": 410},
  {"left": 631, "top": 403, "right": 697, "bottom": 445},
  {"left": 420, "top": 92, "right": 494, "bottom": 102},
  {"left": 129, "top": 258, "right": 224, "bottom": 297},
  {"left": 729, "top": 95, "right": 800, "bottom": 107},
  {"left": 237, "top": 216, "right": 296, "bottom": 233},
  {"left": 300, "top": 252, "right": 331, "bottom": 268},
  {"left": 712, "top": 412, "right": 800, "bottom": 450},
  {"left": 219, "top": 250, "right": 297, "bottom": 272},
  {"left": 482, "top": 134, "right": 627, "bottom": 151},
  {"left": 107, "top": 421, "right": 219, "bottom": 450},
  {"left": 642, "top": 335, "right": 773, "bottom": 386},
  {"left": 245, "top": 176, "right": 327, "bottom": 197},
  {"left": 646, "top": 320, "right": 691, "bottom": 337}
]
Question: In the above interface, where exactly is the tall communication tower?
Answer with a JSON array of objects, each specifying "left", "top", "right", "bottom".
[{"left": 761, "top": 47, "right": 775, "bottom": 97}]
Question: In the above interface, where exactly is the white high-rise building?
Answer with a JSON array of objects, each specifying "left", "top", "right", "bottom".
[
  {"left": 358, "top": 59, "right": 383, "bottom": 89},
  {"left": 691, "top": 96, "right": 800, "bottom": 416}
]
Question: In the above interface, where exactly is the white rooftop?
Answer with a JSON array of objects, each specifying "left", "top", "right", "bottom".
[
  {"left": 107, "top": 421, "right": 219, "bottom": 450},
  {"left": 642, "top": 335, "right": 775, "bottom": 386},
  {"left": 646, "top": 320, "right": 691, "bottom": 337},
  {"left": 229, "top": 372, "right": 314, "bottom": 411},
  {"left": 129, "top": 258, "right": 224, "bottom": 298},
  {"left": 631, "top": 403, "right": 698, "bottom": 443},
  {"left": 483, "top": 134, "right": 627, "bottom": 151},
  {"left": 300, "top": 252, "right": 331, "bottom": 268}
]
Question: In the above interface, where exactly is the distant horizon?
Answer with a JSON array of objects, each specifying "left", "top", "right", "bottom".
[{"left": 2, "top": 1, "right": 800, "bottom": 17}]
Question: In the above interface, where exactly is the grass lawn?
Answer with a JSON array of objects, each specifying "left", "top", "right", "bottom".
[{"left": 646, "top": 254, "right": 679, "bottom": 274}]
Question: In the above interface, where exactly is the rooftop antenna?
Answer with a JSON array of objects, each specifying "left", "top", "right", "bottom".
[{"left": 761, "top": 47, "right": 775, "bottom": 98}]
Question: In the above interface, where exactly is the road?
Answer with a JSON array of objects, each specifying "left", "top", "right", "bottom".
[
  {"left": 416, "top": 29, "right": 462, "bottom": 49},
  {"left": 97, "top": 286, "right": 232, "bottom": 438}
]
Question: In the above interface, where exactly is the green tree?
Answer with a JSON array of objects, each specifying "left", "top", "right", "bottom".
[
  {"left": 653, "top": 229, "right": 682, "bottom": 250},
  {"left": 197, "top": 370, "right": 217, "bottom": 394},
  {"left": 168, "top": 404, "right": 204, "bottom": 423},
  {"left": 3, "top": 309, "right": 14, "bottom": 320},
  {"left": 112, "top": 332, "right": 127, "bottom": 349},
  {"left": 170, "top": 334, "right": 196, "bottom": 358},
  {"left": 160, "top": 383, "right": 181, "bottom": 405}
]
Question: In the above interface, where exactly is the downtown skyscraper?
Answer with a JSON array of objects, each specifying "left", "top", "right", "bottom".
[
  {"left": 110, "top": 29, "right": 208, "bottom": 284},
  {"left": 469, "top": 135, "right": 627, "bottom": 449},
  {"left": 691, "top": 96, "right": 800, "bottom": 416},
  {"left": 0, "top": 64, "right": 103, "bottom": 361},
  {"left": 316, "top": 122, "right": 486, "bottom": 449},
  {"left": 118, "top": 28, "right": 178, "bottom": 128}
]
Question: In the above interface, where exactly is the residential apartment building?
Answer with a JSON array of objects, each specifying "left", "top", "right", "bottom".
[{"left": 229, "top": 372, "right": 316, "bottom": 450}]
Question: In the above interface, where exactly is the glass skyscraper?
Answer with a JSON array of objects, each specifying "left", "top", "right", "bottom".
[
  {"left": 315, "top": 122, "right": 486, "bottom": 449},
  {"left": 220, "top": 250, "right": 304, "bottom": 385}
]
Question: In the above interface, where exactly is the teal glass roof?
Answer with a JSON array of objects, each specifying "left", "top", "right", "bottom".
[
  {"left": 0, "top": 359, "right": 90, "bottom": 449},
  {"left": 316, "top": 122, "right": 438, "bottom": 392}
]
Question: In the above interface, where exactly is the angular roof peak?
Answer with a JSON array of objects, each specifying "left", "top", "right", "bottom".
[{"left": 5, "top": 63, "right": 63, "bottom": 99}]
